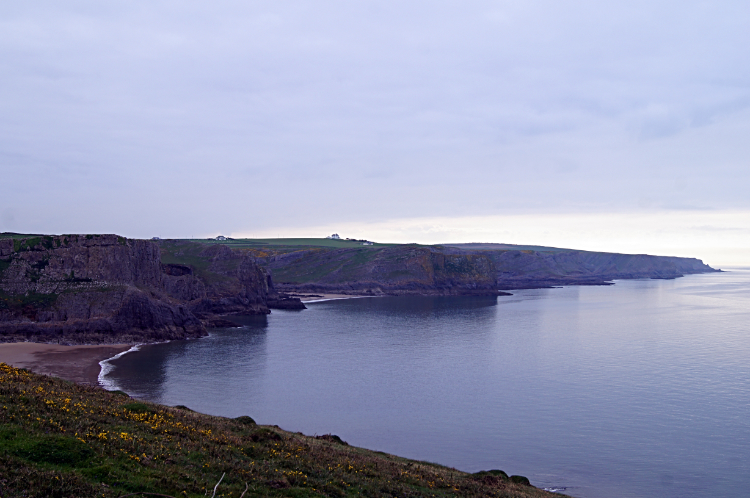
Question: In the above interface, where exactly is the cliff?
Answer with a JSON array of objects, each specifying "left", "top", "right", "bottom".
[
  {"left": 247, "top": 241, "right": 718, "bottom": 295},
  {"left": 446, "top": 246, "right": 719, "bottom": 289},
  {"left": 0, "top": 233, "right": 718, "bottom": 343},
  {"left": 0, "top": 235, "right": 294, "bottom": 344},
  {"left": 265, "top": 245, "right": 504, "bottom": 296}
]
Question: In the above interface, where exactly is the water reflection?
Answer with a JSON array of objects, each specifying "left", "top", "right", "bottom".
[{"left": 107, "top": 314, "right": 269, "bottom": 416}]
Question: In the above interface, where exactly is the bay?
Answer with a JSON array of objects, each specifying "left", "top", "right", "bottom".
[{"left": 103, "top": 269, "right": 750, "bottom": 498}]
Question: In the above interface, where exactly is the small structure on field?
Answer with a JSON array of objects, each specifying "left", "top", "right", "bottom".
[{"left": 326, "top": 234, "right": 341, "bottom": 240}]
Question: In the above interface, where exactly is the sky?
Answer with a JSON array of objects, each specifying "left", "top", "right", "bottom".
[{"left": 1, "top": 1, "right": 748, "bottom": 266}]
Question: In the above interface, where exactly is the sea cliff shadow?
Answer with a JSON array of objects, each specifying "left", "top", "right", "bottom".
[{"left": 104, "top": 315, "right": 270, "bottom": 414}]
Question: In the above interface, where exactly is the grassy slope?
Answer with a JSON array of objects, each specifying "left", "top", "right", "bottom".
[
  {"left": 158, "top": 240, "right": 236, "bottom": 286},
  {"left": 269, "top": 248, "right": 384, "bottom": 284},
  {"left": 0, "top": 364, "right": 554, "bottom": 498},
  {"left": 0, "top": 233, "right": 45, "bottom": 240}
]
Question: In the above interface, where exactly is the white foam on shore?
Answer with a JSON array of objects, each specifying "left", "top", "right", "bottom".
[
  {"left": 543, "top": 487, "right": 568, "bottom": 493},
  {"left": 98, "top": 345, "right": 141, "bottom": 391},
  {"left": 97, "top": 335, "right": 209, "bottom": 392}
]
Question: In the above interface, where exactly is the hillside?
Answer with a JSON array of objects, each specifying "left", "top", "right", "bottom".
[{"left": 0, "top": 363, "right": 555, "bottom": 498}]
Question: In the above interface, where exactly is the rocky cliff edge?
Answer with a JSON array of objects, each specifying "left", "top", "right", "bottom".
[{"left": 0, "top": 235, "right": 294, "bottom": 344}]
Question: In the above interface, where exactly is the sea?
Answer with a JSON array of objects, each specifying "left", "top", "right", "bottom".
[{"left": 101, "top": 268, "right": 750, "bottom": 498}]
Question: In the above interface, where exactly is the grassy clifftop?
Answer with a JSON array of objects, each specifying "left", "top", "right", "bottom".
[
  {"left": 0, "top": 364, "right": 553, "bottom": 497},
  {"left": 158, "top": 239, "right": 501, "bottom": 296},
  {"left": 176, "top": 237, "right": 717, "bottom": 293}
]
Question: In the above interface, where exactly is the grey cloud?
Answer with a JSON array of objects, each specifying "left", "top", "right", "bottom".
[{"left": 1, "top": 1, "right": 749, "bottom": 237}]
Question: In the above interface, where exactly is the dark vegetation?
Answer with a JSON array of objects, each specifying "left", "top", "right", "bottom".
[
  {"left": 0, "top": 364, "right": 553, "bottom": 498},
  {"left": 0, "top": 258, "right": 11, "bottom": 275},
  {"left": 0, "top": 291, "right": 59, "bottom": 314},
  {"left": 158, "top": 241, "right": 236, "bottom": 286}
]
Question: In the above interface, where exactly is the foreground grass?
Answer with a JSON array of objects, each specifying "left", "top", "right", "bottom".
[{"left": 0, "top": 364, "right": 556, "bottom": 498}]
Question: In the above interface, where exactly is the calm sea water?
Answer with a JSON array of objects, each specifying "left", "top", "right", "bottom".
[{"left": 103, "top": 269, "right": 750, "bottom": 498}]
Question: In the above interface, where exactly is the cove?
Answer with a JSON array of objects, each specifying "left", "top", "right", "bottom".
[{"left": 104, "top": 270, "right": 750, "bottom": 498}]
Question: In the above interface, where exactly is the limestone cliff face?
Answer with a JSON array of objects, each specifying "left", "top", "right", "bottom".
[
  {"left": 170, "top": 244, "right": 271, "bottom": 316},
  {"left": 268, "top": 245, "right": 501, "bottom": 296},
  {"left": 0, "top": 235, "right": 276, "bottom": 344}
]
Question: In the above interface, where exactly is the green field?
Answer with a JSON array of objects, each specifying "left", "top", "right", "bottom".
[
  {"left": 2, "top": 233, "right": 577, "bottom": 255},
  {"left": 0, "top": 233, "right": 44, "bottom": 240},
  {"left": 184, "top": 238, "right": 397, "bottom": 249}
]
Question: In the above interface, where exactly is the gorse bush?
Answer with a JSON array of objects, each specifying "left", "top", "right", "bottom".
[{"left": 121, "top": 401, "right": 156, "bottom": 414}]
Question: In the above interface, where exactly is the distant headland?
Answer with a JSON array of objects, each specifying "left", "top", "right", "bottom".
[{"left": 0, "top": 232, "right": 717, "bottom": 345}]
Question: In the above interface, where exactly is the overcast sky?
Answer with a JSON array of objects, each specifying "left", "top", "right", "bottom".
[{"left": 1, "top": 1, "right": 748, "bottom": 265}]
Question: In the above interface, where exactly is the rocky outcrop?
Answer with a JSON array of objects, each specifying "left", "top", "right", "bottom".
[
  {"left": 158, "top": 240, "right": 303, "bottom": 314},
  {"left": 0, "top": 235, "right": 291, "bottom": 344},
  {"left": 172, "top": 244, "right": 272, "bottom": 317},
  {"left": 265, "top": 294, "right": 308, "bottom": 310}
]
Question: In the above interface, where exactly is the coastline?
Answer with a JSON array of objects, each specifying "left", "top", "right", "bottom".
[
  {"left": 0, "top": 296, "right": 369, "bottom": 390},
  {"left": 0, "top": 342, "right": 131, "bottom": 386},
  {"left": 0, "top": 273, "right": 720, "bottom": 388}
]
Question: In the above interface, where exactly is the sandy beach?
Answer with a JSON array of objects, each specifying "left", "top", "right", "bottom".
[
  {"left": 297, "top": 293, "right": 375, "bottom": 303},
  {"left": 0, "top": 297, "right": 369, "bottom": 386},
  {"left": 0, "top": 342, "right": 131, "bottom": 386}
]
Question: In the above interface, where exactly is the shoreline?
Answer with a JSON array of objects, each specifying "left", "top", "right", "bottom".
[
  {"left": 98, "top": 344, "right": 141, "bottom": 390},
  {"left": 0, "top": 342, "right": 131, "bottom": 386},
  {"left": 0, "top": 275, "right": 720, "bottom": 387},
  {"left": 295, "top": 293, "right": 377, "bottom": 303}
]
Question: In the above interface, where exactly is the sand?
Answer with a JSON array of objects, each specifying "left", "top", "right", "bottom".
[
  {"left": 0, "top": 342, "right": 131, "bottom": 386},
  {"left": 297, "top": 293, "right": 374, "bottom": 303},
  {"left": 0, "top": 296, "right": 373, "bottom": 385}
]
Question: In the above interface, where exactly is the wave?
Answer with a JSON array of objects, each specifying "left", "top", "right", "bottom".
[
  {"left": 543, "top": 487, "right": 568, "bottom": 493},
  {"left": 98, "top": 345, "right": 141, "bottom": 391},
  {"left": 97, "top": 334, "right": 213, "bottom": 392}
]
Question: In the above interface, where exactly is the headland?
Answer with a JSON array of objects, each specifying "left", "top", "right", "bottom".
[{"left": 0, "top": 232, "right": 718, "bottom": 347}]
